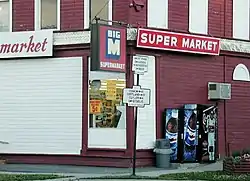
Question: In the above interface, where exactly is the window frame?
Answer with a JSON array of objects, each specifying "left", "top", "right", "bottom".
[
  {"left": 34, "top": 0, "right": 60, "bottom": 31},
  {"left": 0, "top": 0, "right": 12, "bottom": 32},
  {"left": 84, "top": 0, "right": 112, "bottom": 29},
  {"left": 147, "top": 0, "right": 168, "bottom": 29}
]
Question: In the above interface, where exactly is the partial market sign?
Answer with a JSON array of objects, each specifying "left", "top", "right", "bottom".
[
  {"left": 91, "top": 24, "right": 126, "bottom": 72},
  {"left": 123, "top": 86, "right": 151, "bottom": 108},
  {"left": 0, "top": 30, "right": 53, "bottom": 58},
  {"left": 136, "top": 28, "right": 220, "bottom": 55}
]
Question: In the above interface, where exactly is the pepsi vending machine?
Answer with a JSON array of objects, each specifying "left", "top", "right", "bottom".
[
  {"left": 164, "top": 104, "right": 218, "bottom": 163},
  {"left": 182, "top": 104, "right": 199, "bottom": 162},
  {"left": 165, "top": 108, "right": 180, "bottom": 162}
]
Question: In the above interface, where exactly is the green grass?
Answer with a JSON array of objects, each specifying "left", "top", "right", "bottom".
[
  {"left": 0, "top": 173, "right": 67, "bottom": 181},
  {"left": 159, "top": 171, "right": 250, "bottom": 181}
]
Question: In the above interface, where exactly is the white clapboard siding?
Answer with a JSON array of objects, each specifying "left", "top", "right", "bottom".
[
  {"left": 0, "top": 57, "right": 82, "bottom": 155},
  {"left": 147, "top": 0, "right": 168, "bottom": 29},
  {"left": 134, "top": 55, "right": 156, "bottom": 149},
  {"left": 189, "top": 0, "right": 208, "bottom": 34},
  {"left": 233, "top": 0, "right": 250, "bottom": 40}
]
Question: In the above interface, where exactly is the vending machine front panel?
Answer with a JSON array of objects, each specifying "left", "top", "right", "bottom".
[
  {"left": 183, "top": 104, "right": 199, "bottom": 162},
  {"left": 202, "top": 106, "right": 217, "bottom": 162},
  {"left": 165, "top": 108, "right": 179, "bottom": 162}
]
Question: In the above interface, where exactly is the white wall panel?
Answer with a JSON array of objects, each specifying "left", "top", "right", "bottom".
[
  {"left": 189, "top": 0, "right": 208, "bottom": 34},
  {"left": 147, "top": 0, "right": 168, "bottom": 29},
  {"left": 134, "top": 55, "right": 156, "bottom": 149},
  {"left": 233, "top": 0, "right": 250, "bottom": 40},
  {"left": 0, "top": 57, "right": 82, "bottom": 154}
]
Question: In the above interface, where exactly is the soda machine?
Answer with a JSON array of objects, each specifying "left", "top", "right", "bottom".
[{"left": 164, "top": 104, "right": 217, "bottom": 163}]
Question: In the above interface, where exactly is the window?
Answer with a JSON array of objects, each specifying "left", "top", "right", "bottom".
[
  {"left": 85, "top": 0, "right": 112, "bottom": 28},
  {"left": 189, "top": 0, "right": 208, "bottom": 34},
  {"left": 233, "top": 0, "right": 249, "bottom": 40},
  {"left": 89, "top": 79, "right": 126, "bottom": 129},
  {"left": 147, "top": 0, "right": 168, "bottom": 29},
  {"left": 0, "top": 0, "right": 11, "bottom": 32},
  {"left": 35, "top": 0, "right": 60, "bottom": 30}
]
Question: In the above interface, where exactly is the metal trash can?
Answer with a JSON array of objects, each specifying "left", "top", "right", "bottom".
[{"left": 154, "top": 139, "right": 172, "bottom": 168}]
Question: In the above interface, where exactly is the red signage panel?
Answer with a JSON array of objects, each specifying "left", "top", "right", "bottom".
[
  {"left": 91, "top": 24, "right": 126, "bottom": 72},
  {"left": 99, "top": 25, "right": 126, "bottom": 72},
  {"left": 136, "top": 28, "right": 220, "bottom": 55}
]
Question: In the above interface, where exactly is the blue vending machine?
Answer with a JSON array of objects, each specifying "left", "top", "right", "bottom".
[
  {"left": 183, "top": 104, "right": 199, "bottom": 162},
  {"left": 165, "top": 108, "right": 179, "bottom": 162}
]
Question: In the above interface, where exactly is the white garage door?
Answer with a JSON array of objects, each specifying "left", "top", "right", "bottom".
[{"left": 0, "top": 57, "right": 82, "bottom": 155}]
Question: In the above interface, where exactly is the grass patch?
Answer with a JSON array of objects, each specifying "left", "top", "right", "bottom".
[
  {"left": 0, "top": 173, "right": 67, "bottom": 181},
  {"left": 159, "top": 171, "right": 250, "bottom": 181}
]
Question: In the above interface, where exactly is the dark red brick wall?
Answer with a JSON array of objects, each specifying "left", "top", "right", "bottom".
[
  {"left": 12, "top": 0, "right": 84, "bottom": 32},
  {"left": 156, "top": 53, "right": 226, "bottom": 155},
  {"left": 113, "top": 0, "right": 147, "bottom": 27},
  {"left": 60, "top": 0, "right": 84, "bottom": 31},
  {"left": 168, "top": 0, "right": 189, "bottom": 31},
  {"left": 13, "top": 0, "right": 34, "bottom": 31},
  {"left": 208, "top": 0, "right": 223, "bottom": 37},
  {"left": 208, "top": 0, "right": 233, "bottom": 38},
  {"left": 113, "top": 0, "right": 129, "bottom": 24},
  {"left": 224, "top": 0, "right": 233, "bottom": 38},
  {"left": 225, "top": 56, "right": 250, "bottom": 154}
]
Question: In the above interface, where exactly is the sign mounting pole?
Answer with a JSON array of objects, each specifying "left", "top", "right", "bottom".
[
  {"left": 123, "top": 55, "right": 151, "bottom": 176},
  {"left": 132, "top": 73, "right": 139, "bottom": 176}
]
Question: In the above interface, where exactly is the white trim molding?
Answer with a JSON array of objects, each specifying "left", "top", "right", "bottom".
[
  {"left": 53, "top": 28, "right": 250, "bottom": 55},
  {"left": 34, "top": 0, "right": 60, "bottom": 31},
  {"left": 0, "top": 0, "right": 12, "bottom": 32},
  {"left": 9, "top": 0, "right": 12, "bottom": 32},
  {"left": 84, "top": 0, "right": 89, "bottom": 29}
]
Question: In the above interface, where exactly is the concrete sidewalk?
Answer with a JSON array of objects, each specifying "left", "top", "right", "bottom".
[{"left": 0, "top": 161, "right": 223, "bottom": 180}]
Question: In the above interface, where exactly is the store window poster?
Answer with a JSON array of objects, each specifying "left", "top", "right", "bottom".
[
  {"left": 183, "top": 104, "right": 198, "bottom": 162},
  {"left": 165, "top": 109, "right": 179, "bottom": 161}
]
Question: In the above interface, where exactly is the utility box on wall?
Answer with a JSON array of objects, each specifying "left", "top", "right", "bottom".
[{"left": 208, "top": 82, "right": 232, "bottom": 100}]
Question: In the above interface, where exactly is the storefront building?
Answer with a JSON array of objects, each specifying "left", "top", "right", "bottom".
[
  {"left": 0, "top": 26, "right": 250, "bottom": 168},
  {"left": 0, "top": 0, "right": 250, "bottom": 168}
]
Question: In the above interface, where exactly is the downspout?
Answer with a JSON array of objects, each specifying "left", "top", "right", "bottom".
[{"left": 223, "top": 0, "right": 228, "bottom": 157}]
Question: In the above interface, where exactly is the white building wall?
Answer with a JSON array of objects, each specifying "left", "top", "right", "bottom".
[
  {"left": 0, "top": 57, "right": 82, "bottom": 155},
  {"left": 147, "top": 0, "right": 168, "bottom": 29},
  {"left": 134, "top": 55, "right": 156, "bottom": 149},
  {"left": 189, "top": 0, "right": 208, "bottom": 34},
  {"left": 233, "top": 0, "right": 250, "bottom": 40}
]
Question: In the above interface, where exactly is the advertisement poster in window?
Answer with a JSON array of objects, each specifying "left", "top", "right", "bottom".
[{"left": 106, "top": 80, "right": 117, "bottom": 100}]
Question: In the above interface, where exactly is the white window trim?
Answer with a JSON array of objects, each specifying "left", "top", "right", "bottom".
[
  {"left": 0, "top": 0, "right": 12, "bottom": 32},
  {"left": 34, "top": 0, "right": 60, "bottom": 31},
  {"left": 9, "top": 0, "right": 12, "bottom": 31},
  {"left": 84, "top": 0, "right": 112, "bottom": 29},
  {"left": 147, "top": 0, "right": 168, "bottom": 29}
]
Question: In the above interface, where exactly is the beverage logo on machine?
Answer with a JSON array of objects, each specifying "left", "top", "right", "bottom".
[{"left": 91, "top": 24, "right": 126, "bottom": 72}]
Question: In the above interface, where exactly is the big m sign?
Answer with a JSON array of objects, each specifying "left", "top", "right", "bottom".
[{"left": 91, "top": 23, "right": 126, "bottom": 72}]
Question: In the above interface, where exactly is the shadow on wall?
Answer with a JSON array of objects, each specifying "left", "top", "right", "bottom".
[{"left": 233, "top": 64, "right": 250, "bottom": 82}]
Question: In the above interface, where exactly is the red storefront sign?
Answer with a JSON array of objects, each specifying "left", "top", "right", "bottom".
[
  {"left": 91, "top": 24, "right": 126, "bottom": 72},
  {"left": 136, "top": 28, "right": 221, "bottom": 55}
]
